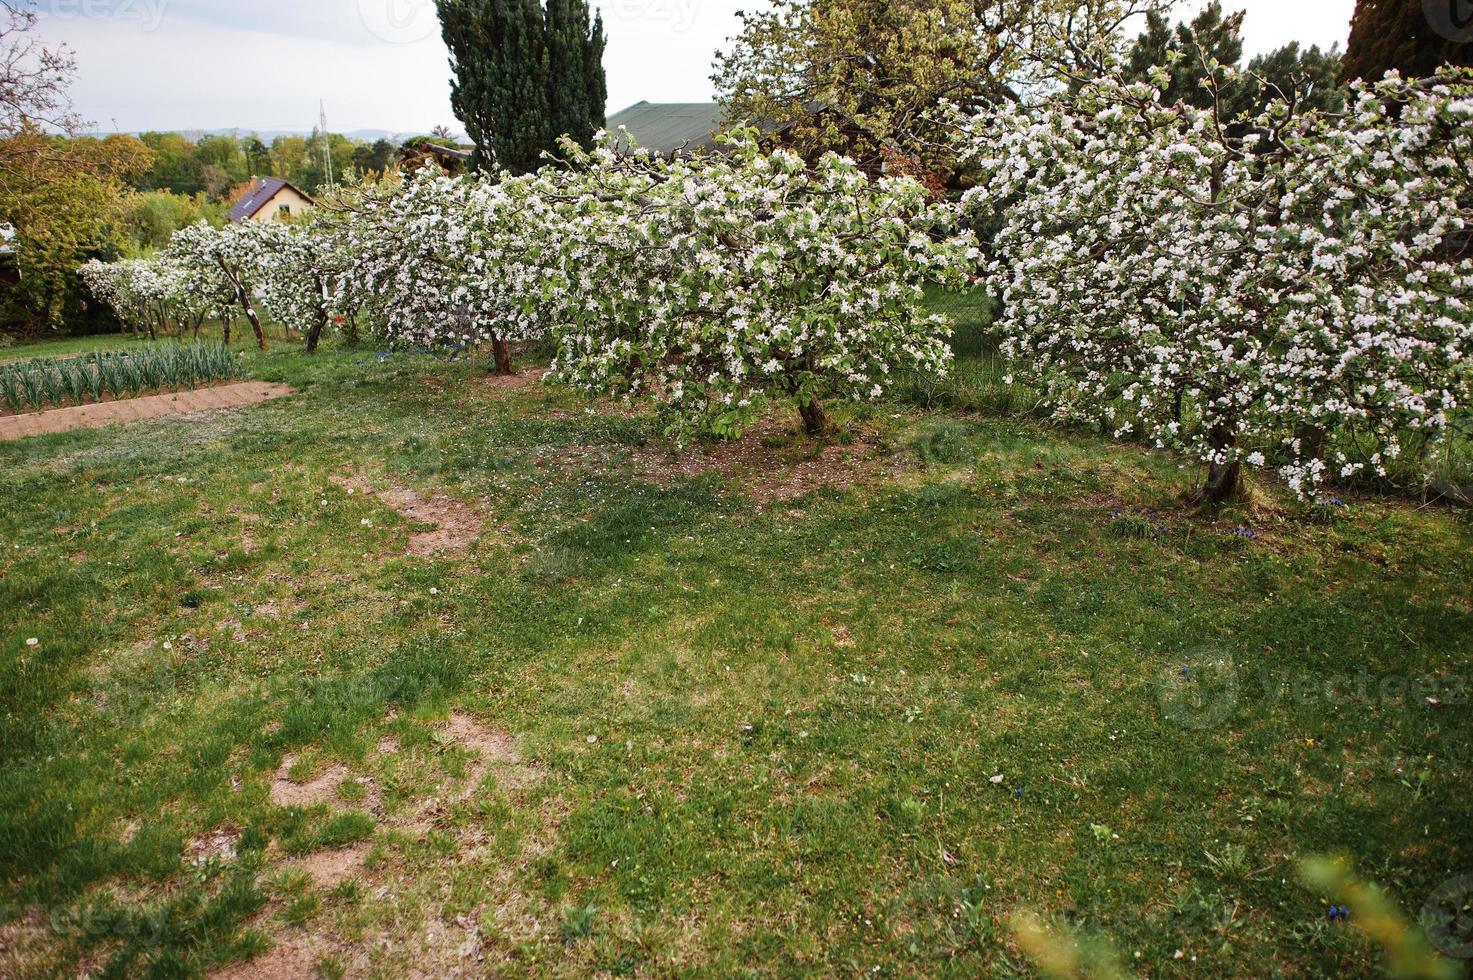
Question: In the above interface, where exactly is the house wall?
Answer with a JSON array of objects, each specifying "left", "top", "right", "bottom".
[{"left": 249, "top": 186, "right": 314, "bottom": 223}]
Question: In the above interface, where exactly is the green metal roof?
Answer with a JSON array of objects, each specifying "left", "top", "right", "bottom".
[{"left": 604, "top": 101, "right": 727, "bottom": 157}]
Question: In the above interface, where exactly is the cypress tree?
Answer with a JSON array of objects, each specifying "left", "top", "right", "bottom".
[
  {"left": 546, "top": 0, "right": 608, "bottom": 150},
  {"left": 436, "top": 0, "right": 607, "bottom": 175},
  {"left": 1342, "top": 0, "right": 1473, "bottom": 82}
]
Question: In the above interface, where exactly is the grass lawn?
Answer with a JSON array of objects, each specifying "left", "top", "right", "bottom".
[
  {"left": 2, "top": 303, "right": 1470, "bottom": 977},
  {"left": 0, "top": 322, "right": 299, "bottom": 365},
  {"left": 1, "top": 332, "right": 154, "bottom": 363}
]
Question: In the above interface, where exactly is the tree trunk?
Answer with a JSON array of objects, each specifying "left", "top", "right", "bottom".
[
  {"left": 220, "top": 259, "right": 267, "bottom": 350},
  {"left": 306, "top": 312, "right": 328, "bottom": 353},
  {"left": 798, "top": 396, "right": 831, "bottom": 437},
  {"left": 491, "top": 337, "right": 514, "bottom": 375},
  {"left": 236, "top": 288, "right": 268, "bottom": 351},
  {"left": 222, "top": 314, "right": 232, "bottom": 346},
  {"left": 1194, "top": 424, "right": 1242, "bottom": 506},
  {"left": 1296, "top": 423, "right": 1327, "bottom": 462}
]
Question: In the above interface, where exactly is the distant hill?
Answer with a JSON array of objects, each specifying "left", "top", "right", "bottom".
[{"left": 87, "top": 128, "right": 469, "bottom": 144}]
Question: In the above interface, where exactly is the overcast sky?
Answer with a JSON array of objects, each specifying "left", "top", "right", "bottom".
[{"left": 33, "top": 0, "right": 1358, "bottom": 135}]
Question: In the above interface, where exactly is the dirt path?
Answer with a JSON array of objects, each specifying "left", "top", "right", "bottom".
[{"left": 0, "top": 382, "right": 294, "bottom": 441}]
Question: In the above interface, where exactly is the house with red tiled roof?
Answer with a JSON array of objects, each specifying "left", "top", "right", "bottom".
[{"left": 227, "top": 177, "right": 314, "bottom": 224}]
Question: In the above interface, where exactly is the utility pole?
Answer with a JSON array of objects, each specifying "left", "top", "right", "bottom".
[{"left": 319, "top": 100, "right": 335, "bottom": 189}]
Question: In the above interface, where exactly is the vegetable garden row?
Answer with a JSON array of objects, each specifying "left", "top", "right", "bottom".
[
  {"left": 81, "top": 68, "right": 1473, "bottom": 503},
  {"left": 0, "top": 344, "right": 239, "bottom": 414}
]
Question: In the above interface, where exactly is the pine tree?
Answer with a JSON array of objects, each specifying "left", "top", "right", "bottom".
[
  {"left": 1342, "top": 0, "right": 1473, "bottom": 81},
  {"left": 1125, "top": 3, "right": 1347, "bottom": 118},
  {"left": 1247, "top": 43, "right": 1346, "bottom": 115},
  {"left": 1124, "top": 2, "right": 1248, "bottom": 112},
  {"left": 436, "top": 0, "right": 606, "bottom": 175}
]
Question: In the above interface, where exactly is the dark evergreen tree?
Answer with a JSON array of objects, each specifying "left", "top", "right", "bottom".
[
  {"left": 1125, "top": 3, "right": 1348, "bottom": 119},
  {"left": 1342, "top": 0, "right": 1473, "bottom": 82},
  {"left": 545, "top": 0, "right": 607, "bottom": 150},
  {"left": 1247, "top": 43, "right": 1346, "bottom": 115},
  {"left": 436, "top": 0, "right": 606, "bottom": 175},
  {"left": 1124, "top": 2, "right": 1247, "bottom": 112}
]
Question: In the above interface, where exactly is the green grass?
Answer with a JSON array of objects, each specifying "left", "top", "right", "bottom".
[
  {"left": 0, "top": 313, "right": 1470, "bottom": 977},
  {"left": 0, "top": 319, "right": 297, "bottom": 365},
  {"left": 0, "top": 332, "right": 150, "bottom": 363}
]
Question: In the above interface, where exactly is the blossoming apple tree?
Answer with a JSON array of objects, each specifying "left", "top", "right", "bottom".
[
  {"left": 80, "top": 256, "right": 221, "bottom": 339},
  {"left": 331, "top": 169, "right": 551, "bottom": 374},
  {"left": 248, "top": 218, "right": 361, "bottom": 353},
  {"left": 540, "top": 131, "right": 977, "bottom": 436},
  {"left": 164, "top": 221, "right": 275, "bottom": 350},
  {"left": 963, "top": 67, "right": 1473, "bottom": 501}
]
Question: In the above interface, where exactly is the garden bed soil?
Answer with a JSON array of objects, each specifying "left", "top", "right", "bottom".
[{"left": 0, "top": 381, "right": 293, "bottom": 441}]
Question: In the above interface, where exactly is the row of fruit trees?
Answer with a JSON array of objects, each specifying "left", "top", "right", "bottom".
[{"left": 81, "top": 68, "right": 1473, "bottom": 502}]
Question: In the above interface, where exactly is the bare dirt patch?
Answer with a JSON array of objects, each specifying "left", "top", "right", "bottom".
[
  {"left": 437, "top": 711, "right": 539, "bottom": 795},
  {"left": 331, "top": 473, "right": 485, "bottom": 557},
  {"left": 287, "top": 843, "right": 369, "bottom": 890},
  {"left": 545, "top": 413, "right": 902, "bottom": 504},
  {"left": 0, "top": 908, "right": 56, "bottom": 977},
  {"left": 211, "top": 938, "right": 321, "bottom": 980},
  {"left": 440, "top": 711, "right": 519, "bottom": 763},
  {"left": 0, "top": 382, "right": 294, "bottom": 441},
  {"left": 477, "top": 369, "right": 546, "bottom": 393},
  {"left": 270, "top": 756, "right": 351, "bottom": 808},
  {"left": 185, "top": 824, "right": 241, "bottom": 863}
]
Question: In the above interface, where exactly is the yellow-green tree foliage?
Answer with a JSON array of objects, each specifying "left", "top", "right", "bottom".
[
  {"left": 0, "top": 129, "right": 153, "bottom": 327},
  {"left": 712, "top": 0, "right": 1165, "bottom": 185}
]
